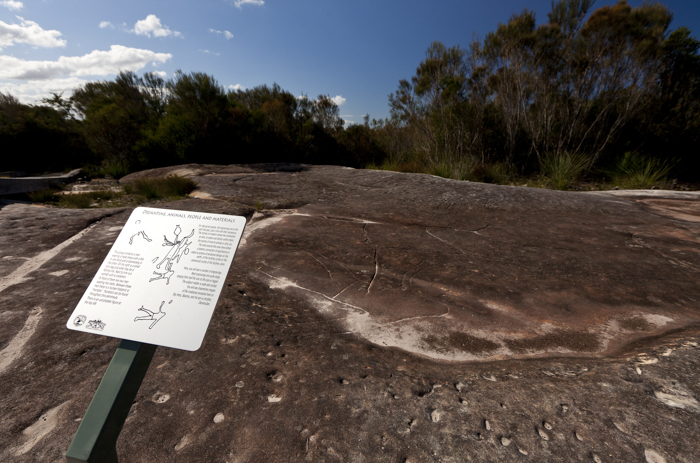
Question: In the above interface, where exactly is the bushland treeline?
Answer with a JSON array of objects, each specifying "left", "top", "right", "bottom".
[
  {"left": 1, "top": 0, "right": 698, "bottom": 187},
  {"left": 0, "top": 72, "right": 381, "bottom": 177},
  {"left": 383, "top": 0, "right": 700, "bottom": 185}
]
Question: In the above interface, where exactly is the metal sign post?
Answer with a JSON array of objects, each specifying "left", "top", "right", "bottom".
[
  {"left": 66, "top": 341, "right": 157, "bottom": 463},
  {"left": 65, "top": 208, "right": 246, "bottom": 462}
]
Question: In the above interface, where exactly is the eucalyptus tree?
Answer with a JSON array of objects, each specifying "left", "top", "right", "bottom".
[
  {"left": 156, "top": 71, "right": 248, "bottom": 164},
  {"left": 70, "top": 71, "right": 166, "bottom": 174},
  {"left": 482, "top": 0, "right": 672, "bottom": 166},
  {"left": 389, "top": 41, "right": 484, "bottom": 166},
  {"left": 309, "top": 95, "right": 344, "bottom": 132},
  {"left": 0, "top": 92, "right": 89, "bottom": 173},
  {"left": 654, "top": 27, "right": 700, "bottom": 146}
]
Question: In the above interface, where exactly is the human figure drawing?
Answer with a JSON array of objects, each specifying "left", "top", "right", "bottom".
[
  {"left": 149, "top": 225, "right": 194, "bottom": 285},
  {"left": 134, "top": 301, "right": 166, "bottom": 329}
]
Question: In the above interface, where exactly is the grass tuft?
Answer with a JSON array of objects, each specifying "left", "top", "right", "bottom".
[
  {"left": 470, "top": 162, "right": 512, "bottom": 184},
  {"left": 610, "top": 152, "right": 674, "bottom": 189},
  {"left": 58, "top": 190, "right": 120, "bottom": 208},
  {"left": 28, "top": 188, "right": 60, "bottom": 203},
  {"left": 540, "top": 151, "right": 591, "bottom": 190},
  {"left": 128, "top": 176, "right": 197, "bottom": 200},
  {"left": 28, "top": 175, "right": 196, "bottom": 208}
]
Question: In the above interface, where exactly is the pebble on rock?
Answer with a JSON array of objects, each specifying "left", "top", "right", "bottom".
[
  {"left": 152, "top": 392, "right": 170, "bottom": 404},
  {"left": 213, "top": 413, "right": 224, "bottom": 423},
  {"left": 644, "top": 449, "right": 667, "bottom": 463}
]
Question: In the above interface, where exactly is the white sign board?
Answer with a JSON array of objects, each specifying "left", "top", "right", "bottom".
[{"left": 66, "top": 207, "right": 246, "bottom": 351}]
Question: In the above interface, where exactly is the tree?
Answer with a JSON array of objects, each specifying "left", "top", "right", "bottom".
[
  {"left": 0, "top": 92, "right": 90, "bottom": 173},
  {"left": 389, "top": 41, "right": 483, "bottom": 166},
  {"left": 71, "top": 71, "right": 166, "bottom": 174},
  {"left": 481, "top": 0, "right": 671, "bottom": 166}
]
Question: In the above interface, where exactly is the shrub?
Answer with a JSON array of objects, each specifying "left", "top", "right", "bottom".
[
  {"left": 429, "top": 162, "right": 454, "bottom": 179},
  {"left": 58, "top": 190, "right": 120, "bottom": 208},
  {"left": 132, "top": 179, "right": 160, "bottom": 200},
  {"left": 128, "top": 175, "right": 197, "bottom": 200},
  {"left": 540, "top": 151, "right": 591, "bottom": 190},
  {"left": 611, "top": 152, "right": 674, "bottom": 189},
  {"left": 470, "top": 162, "right": 512, "bottom": 184},
  {"left": 159, "top": 175, "right": 198, "bottom": 197},
  {"left": 99, "top": 161, "right": 130, "bottom": 179},
  {"left": 28, "top": 188, "right": 59, "bottom": 203}
]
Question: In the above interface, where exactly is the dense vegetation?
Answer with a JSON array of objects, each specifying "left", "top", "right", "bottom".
[
  {"left": 382, "top": 0, "right": 700, "bottom": 186},
  {"left": 1, "top": 0, "right": 698, "bottom": 188}
]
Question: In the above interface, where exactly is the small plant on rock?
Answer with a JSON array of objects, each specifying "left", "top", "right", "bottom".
[
  {"left": 611, "top": 152, "right": 674, "bottom": 189},
  {"left": 540, "top": 151, "right": 591, "bottom": 190}
]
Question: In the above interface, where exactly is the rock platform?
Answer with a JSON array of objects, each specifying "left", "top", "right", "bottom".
[{"left": 1, "top": 164, "right": 700, "bottom": 462}]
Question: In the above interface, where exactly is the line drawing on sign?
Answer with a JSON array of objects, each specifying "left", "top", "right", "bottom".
[
  {"left": 129, "top": 230, "right": 152, "bottom": 244},
  {"left": 134, "top": 300, "right": 166, "bottom": 329},
  {"left": 149, "top": 225, "right": 194, "bottom": 285}
]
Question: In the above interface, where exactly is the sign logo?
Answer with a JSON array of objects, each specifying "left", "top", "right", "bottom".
[
  {"left": 73, "top": 315, "right": 87, "bottom": 327},
  {"left": 86, "top": 319, "right": 106, "bottom": 331}
]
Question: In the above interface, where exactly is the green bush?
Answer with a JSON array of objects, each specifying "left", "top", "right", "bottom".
[
  {"left": 59, "top": 193, "right": 93, "bottom": 208},
  {"left": 159, "top": 176, "right": 198, "bottom": 196},
  {"left": 99, "top": 161, "right": 130, "bottom": 179},
  {"left": 611, "top": 152, "right": 674, "bottom": 189},
  {"left": 58, "top": 190, "right": 119, "bottom": 208},
  {"left": 470, "top": 162, "right": 512, "bottom": 184},
  {"left": 429, "top": 162, "right": 455, "bottom": 179},
  {"left": 28, "top": 188, "right": 59, "bottom": 203},
  {"left": 540, "top": 152, "right": 591, "bottom": 190},
  {"left": 128, "top": 175, "right": 197, "bottom": 200},
  {"left": 451, "top": 162, "right": 472, "bottom": 181},
  {"left": 378, "top": 159, "right": 428, "bottom": 174},
  {"left": 132, "top": 179, "right": 160, "bottom": 200}
]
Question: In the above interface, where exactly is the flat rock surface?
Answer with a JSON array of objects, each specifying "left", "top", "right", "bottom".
[{"left": 2, "top": 165, "right": 700, "bottom": 462}]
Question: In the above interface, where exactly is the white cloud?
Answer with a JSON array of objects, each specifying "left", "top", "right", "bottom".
[
  {"left": 1, "top": 0, "right": 23, "bottom": 11},
  {"left": 0, "top": 76, "right": 90, "bottom": 104},
  {"left": 0, "top": 45, "right": 172, "bottom": 80},
  {"left": 199, "top": 49, "right": 220, "bottom": 56},
  {"left": 150, "top": 70, "right": 167, "bottom": 78},
  {"left": 228, "top": 84, "right": 245, "bottom": 91},
  {"left": 297, "top": 94, "right": 347, "bottom": 107},
  {"left": 99, "top": 21, "right": 114, "bottom": 29},
  {"left": 233, "top": 0, "right": 264, "bottom": 9},
  {"left": 209, "top": 28, "right": 233, "bottom": 39},
  {"left": 133, "top": 14, "right": 182, "bottom": 38},
  {"left": 0, "top": 16, "right": 66, "bottom": 50}
]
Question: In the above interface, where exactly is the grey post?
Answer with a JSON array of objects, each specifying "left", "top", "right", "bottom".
[{"left": 66, "top": 340, "right": 157, "bottom": 463}]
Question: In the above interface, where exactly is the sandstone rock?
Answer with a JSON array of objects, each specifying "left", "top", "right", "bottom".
[{"left": 1, "top": 164, "right": 699, "bottom": 462}]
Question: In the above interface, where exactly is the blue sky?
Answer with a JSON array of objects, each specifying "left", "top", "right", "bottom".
[{"left": 1, "top": 0, "right": 699, "bottom": 125}]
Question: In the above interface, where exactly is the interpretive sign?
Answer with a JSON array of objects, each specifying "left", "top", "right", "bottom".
[{"left": 66, "top": 207, "right": 246, "bottom": 351}]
